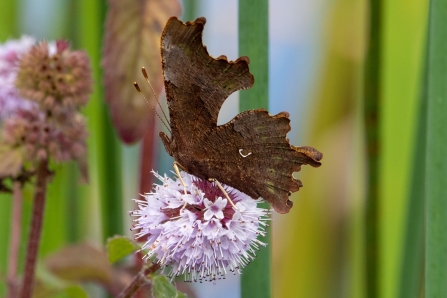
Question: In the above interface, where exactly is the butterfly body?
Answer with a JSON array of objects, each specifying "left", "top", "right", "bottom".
[{"left": 159, "top": 17, "right": 322, "bottom": 214}]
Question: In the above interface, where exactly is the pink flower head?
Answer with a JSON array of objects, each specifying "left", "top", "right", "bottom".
[
  {"left": 15, "top": 40, "right": 92, "bottom": 113},
  {"left": 203, "top": 196, "right": 227, "bottom": 220},
  {"left": 1, "top": 108, "right": 88, "bottom": 164},
  {"left": 131, "top": 171, "right": 270, "bottom": 282},
  {"left": 0, "top": 36, "right": 36, "bottom": 119}
]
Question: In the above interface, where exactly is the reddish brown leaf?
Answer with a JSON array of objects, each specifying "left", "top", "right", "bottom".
[
  {"left": 45, "top": 243, "right": 113, "bottom": 284},
  {"left": 102, "top": 0, "right": 181, "bottom": 144}
]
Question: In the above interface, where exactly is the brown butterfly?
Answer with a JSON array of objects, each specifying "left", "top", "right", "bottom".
[{"left": 151, "top": 16, "right": 322, "bottom": 214}]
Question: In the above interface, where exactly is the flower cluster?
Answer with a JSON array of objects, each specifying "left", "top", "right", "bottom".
[
  {"left": 15, "top": 40, "right": 92, "bottom": 114},
  {"left": 0, "top": 36, "right": 36, "bottom": 119},
  {"left": 1, "top": 108, "right": 87, "bottom": 163},
  {"left": 131, "top": 171, "right": 270, "bottom": 282},
  {"left": 0, "top": 38, "right": 92, "bottom": 180}
]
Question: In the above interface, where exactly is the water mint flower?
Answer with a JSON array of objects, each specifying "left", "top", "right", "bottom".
[
  {"left": 0, "top": 39, "right": 92, "bottom": 181},
  {"left": 131, "top": 171, "right": 270, "bottom": 282},
  {"left": 204, "top": 197, "right": 227, "bottom": 220},
  {"left": 1, "top": 107, "right": 88, "bottom": 164},
  {"left": 15, "top": 40, "right": 92, "bottom": 113},
  {"left": 0, "top": 36, "right": 36, "bottom": 119}
]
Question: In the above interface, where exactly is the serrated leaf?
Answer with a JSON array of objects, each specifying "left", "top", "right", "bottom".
[
  {"left": 102, "top": 0, "right": 181, "bottom": 144},
  {"left": 106, "top": 235, "right": 140, "bottom": 264},
  {"left": 152, "top": 275, "right": 178, "bottom": 298},
  {"left": 45, "top": 243, "right": 113, "bottom": 284}
]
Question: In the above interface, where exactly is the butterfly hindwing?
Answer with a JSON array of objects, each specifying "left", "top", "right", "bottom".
[{"left": 196, "top": 109, "right": 322, "bottom": 214}]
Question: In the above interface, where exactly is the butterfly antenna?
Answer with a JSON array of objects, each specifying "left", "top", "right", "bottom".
[
  {"left": 141, "top": 67, "right": 170, "bottom": 125},
  {"left": 133, "top": 82, "right": 171, "bottom": 133}
]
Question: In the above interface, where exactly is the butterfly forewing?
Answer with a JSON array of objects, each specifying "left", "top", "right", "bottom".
[{"left": 161, "top": 17, "right": 254, "bottom": 144}]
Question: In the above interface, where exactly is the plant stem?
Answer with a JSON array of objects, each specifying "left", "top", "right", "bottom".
[
  {"left": 136, "top": 119, "right": 156, "bottom": 298},
  {"left": 20, "top": 160, "right": 49, "bottom": 298},
  {"left": 239, "top": 0, "right": 270, "bottom": 297},
  {"left": 139, "top": 115, "right": 156, "bottom": 194},
  {"left": 364, "top": 0, "right": 381, "bottom": 297},
  {"left": 117, "top": 263, "right": 161, "bottom": 298},
  {"left": 7, "top": 181, "right": 23, "bottom": 298}
]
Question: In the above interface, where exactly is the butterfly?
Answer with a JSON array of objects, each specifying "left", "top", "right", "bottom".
[{"left": 153, "top": 16, "right": 322, "bottom": 214}]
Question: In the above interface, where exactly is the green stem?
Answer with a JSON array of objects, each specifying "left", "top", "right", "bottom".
[
  {"left": 98, "top": 0, "right": 124, "bottom": 242},
  {"left": 426, "top": 0, "right": 447, "bottom": 296},
  {"left": 116, "top": 263, "right": 160, "bottom": 298},
  {"left": 182, "top": 0, "right": 197, "bottom": 21},
  {"left": 99, "top": 106, "right": 124, "bottom": 240},
  {"left": 20, "top": 160, "right": 50, "bottom": 298},
  {"left": 364, "top": 0, "right": 381, "bottom": 297},
  {"left": 239, "top": 0, "right": 270, "bottom": 297}
]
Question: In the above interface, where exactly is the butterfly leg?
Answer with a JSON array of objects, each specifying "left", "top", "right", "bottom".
[
  {"left": 173, "top": 162, "right": 188, "bottom": 195},
  {"left": 173, "top": 162, "right": 189, "bottom": 213},
  {"left": 208, "top": 178, "right": 238, "bottom": 210}
]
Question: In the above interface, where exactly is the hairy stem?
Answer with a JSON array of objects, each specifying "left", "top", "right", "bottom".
[
  {"left": 117, "top": 263, "right": 161, "bottom": 298},
  {"left": 20, "top": 160, "right": 49, "bottom": 298},
  {"left": 7, "top": 181, "right": 23, "bottom": 298}
]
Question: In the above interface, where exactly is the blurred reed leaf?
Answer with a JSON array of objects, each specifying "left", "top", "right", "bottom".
[
  {"left": 426, "top": 0, "right": 447, "bottom": 296},
  {"left": 380, "top": 0, "right": 428, "bottom": 297},
  {"left": 78, "top": 0, "right": 124, "bottom": 242},
  {"left": 239, "top": 0, "right": 270, "bottom": 297},
  {"left": 273, "top": 0, "right": 366, "bottom": 297},
  {"left": 398, "top": 57, "right": 426, "bottom": 298},
  {"left": 0, "top": 0, "right": 17, "bottom": 40},
  {"left": 0, "top": 4, "right": 18, "bottom": 296}
]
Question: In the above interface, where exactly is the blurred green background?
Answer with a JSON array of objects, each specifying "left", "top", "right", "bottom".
[{"left": 0, "top": 0, "right": 430, "bottom": 297}]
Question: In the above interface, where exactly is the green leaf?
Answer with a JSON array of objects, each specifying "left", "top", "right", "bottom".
[
  {"left": 426, "top": 0, "right": 447, "bottom": 296},
  {"left": 151, "top": 275, "right": 178, "bottom": 298},
  {"left": 63, "top": 285, "right": 89, "bottom": 298},
  {"left": 106, "top": 235, "right": 140, "bottom": 264}
]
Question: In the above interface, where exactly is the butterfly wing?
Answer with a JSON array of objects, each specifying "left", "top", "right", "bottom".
[
  {"left": 161, "top": 17, "right": 254, "bottom": 150},
  {"left": 159, "top": 17, "right": 322, "bottom": 213},
  {"left": 196, "top": 109, "right": 322, "bottom": 214}
]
